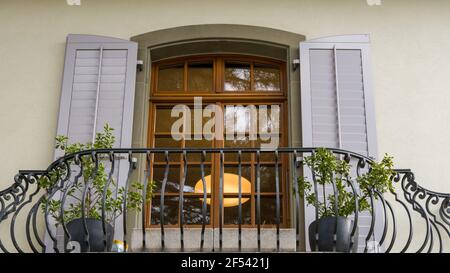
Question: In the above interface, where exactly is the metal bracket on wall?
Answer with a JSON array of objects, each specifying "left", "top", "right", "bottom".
[
  {"left": 292, "top": 59, "right": 300, "bottom": 71},
  {"left": 137, "top": 60, "right": 144, "bottom": 72}
]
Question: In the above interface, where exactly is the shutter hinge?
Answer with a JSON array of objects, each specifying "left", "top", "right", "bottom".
[
  {"left": 137, "top": 60, "right": 144, "bottom": 72},
  {"left": 292, "top": 59, "right": 300, "bottom": 71}
]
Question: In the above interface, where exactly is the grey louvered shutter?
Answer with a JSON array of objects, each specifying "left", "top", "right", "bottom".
[
  {"left": 56, "top": 34, "right": 137, "bottom": 153},
  {"left": 300, "top": 35, "right": 380, "bottom": 252},
  {"left": 50, "top": 35, "right": 137, "bottom": 247}
]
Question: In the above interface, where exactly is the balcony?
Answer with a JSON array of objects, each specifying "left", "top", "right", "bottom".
[{"left": 0, "top": 147, "right": 448, "bottom": 253}]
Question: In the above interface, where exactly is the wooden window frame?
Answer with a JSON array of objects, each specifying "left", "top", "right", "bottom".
[
  {"left": 147, "top": 54, "right": 289, "bottom": 229},
  {"left": 151, "top": 54, "right": 286, "bottom": 98}
]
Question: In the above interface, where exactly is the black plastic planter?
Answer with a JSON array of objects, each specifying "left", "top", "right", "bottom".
[
  {"left": 64, "top": 218, "right": 114, "bottom": 252},
  {"left": 308, "top": 216, "right": 357, "bottom": 252}
]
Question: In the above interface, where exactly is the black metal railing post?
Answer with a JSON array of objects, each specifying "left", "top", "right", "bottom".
[
  {"left": 200, "top": 151, "right": 207, "bottom": 250},
  {"left": 256, "top": 150, "right": 261, "bottom": 251},
  {"left": 160, "top": 151, "right": 170, "bottom": 250}
]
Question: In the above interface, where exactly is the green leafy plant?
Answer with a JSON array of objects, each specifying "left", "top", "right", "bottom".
[
  {"left": 39, "top": 124, "right": 156, "bottom": 226},
  {"left": 297, "top": 147, "right": 395, "bottom": 218}
]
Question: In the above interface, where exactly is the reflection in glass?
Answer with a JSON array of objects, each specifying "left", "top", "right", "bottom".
[
  {"left": 183, "top": 197, "right": 211, "bottom": 224},
  {"left": 224, "top": 106, "right": 255, "bottom": 137},
  {"left": 188, "top": 61, "right": 213, "bottom": 91},
  {"left": 224, "top": 166, "right": 251, "bottom": 187},
  {"left": 257, "top": 105, "right": 280, "bottom": 134},
  {"left": 157, "top": 63, "right": 184, "bottom": 91},
  {"left": 224, "top": 106, "right": 236, "bottom": 136},
  {"left": 194, "top": 173, "right": 251, "bottom": 207},
  {"left": 235, "top": 106, "right": 250, "bottom": 134},
  {"left": 152, "top": 166, "right": 180, "bottom": 192},
  {"left": 184, "top": 165, "right": 211, "bottom": 192},
  {"left": 254, "top": 64, "right": 281, "bottom": 91},
  {"left": 224, "top": 62, "right": 250, "bottom": 91},
  {"left": 257, "top": 165, "right": 278, "bottom": 192},
  {"left": 151, "top": 197, "right": 179, "bottom": 225}
]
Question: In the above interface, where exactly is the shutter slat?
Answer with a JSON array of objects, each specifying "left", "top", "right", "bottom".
[
  {"left": 100, "top": 83, "right": 126, "bottom": 91},
  {"left": 336, "top": 49, "right": 369, "bottom": 155},
  {"left": 101, "top": 58, "right": 127, "bottom": 66},
  {"left": 101, "top": 66, "right": 127, "bottom": 75},
  {"left": 102, "top": 50, "right": 128, "bottom": 58},
  {"left": 75, "top": 67, "right": 99, "bottom": 75},
  {"left": 76, "top": 50, "right": 100, "bottom": 58},
  {"left": 74, "top": 74, "right": 99, "bottom": 83},
  {"left": 75, "top": 58, "right": 100, "bottom": 66},
  {"left": 93, "top": 49, "right": 128, "bottom": 147},
  {"left": 309, "top": 49, "right": 339, "bottom": 148}
]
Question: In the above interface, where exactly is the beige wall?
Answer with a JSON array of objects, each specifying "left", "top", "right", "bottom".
[{"left": 0, "top": 0, "right": 449, "bottom": 251}]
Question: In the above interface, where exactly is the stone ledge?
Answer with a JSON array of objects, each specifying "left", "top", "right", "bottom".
[{"left": 130, "top": 228, "right": 296, "bottom": 252}]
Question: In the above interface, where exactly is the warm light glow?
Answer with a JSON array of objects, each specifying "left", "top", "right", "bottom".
[{"left": 194, "top": 173, "right": 251, "bottom": 207}]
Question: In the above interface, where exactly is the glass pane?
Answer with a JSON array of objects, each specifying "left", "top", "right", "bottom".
[
  {"left": 235, "top": 106, "right": 251, "bottom": 134},
  {"left": 184, "top": 197, "right": 211, "bottom": 225},
  {"left": 224, "top": 105, "right": 255, "bottom": 136},
  {"left": 152, "top": 165, "right": 180, "bottom": 192},
  {"left": 153, "top": 137, "right": 181, "bottom": 162},
  {"left": 151, "top": 197, "right": 179, "bottom": 225},
  {"left": 155, "top": 108, "right": 179, "bottom": 133},
  {"left": 257, "top": 196, "right": 282, "bottom": 225},
  {"left": 254, "top": 64, "right": 281, "bottom": 91},
  {"left": 190, "top": 106, "right": 214, "bottom": 134},
  {"left": 224, "top": 165, "right": 252, "bottom": 184},
  {"left": 223, "top": 166, "right": 252, "bottom": 208},
  {"left": 257, "top": 105, "right": 281, "bottom": 134},
  {"left": 185, "top": 139, "right": 212, "bottom": 162},
  {"left": 187, "top": 61, "right": 213, "bottom": 91},
  {"left": 224, "top": 106, "right": 236, "bottom": 136},
  {"left": 224, "top": 62, "right": 250, "bottom": 91},
  {"left": 256, "top": 165, "right": 279, "bottom": 192},
  {"left": 254, "top": 138, "right": 280, "bottom": 161},
  {"left": 157, "top": 63, "right": 184, "bottom": 91},
  {"left": 184, "top": 165, "right": 211, "bottom": 193},
  {"left": 224, "top": 137, "right": 251, "bottom": 162},
  {"left": 224, "top": 198, "right": 251, "bottom": 225},
  {"left": 154, "top": 136, "right": 181, "bottom": 148}
]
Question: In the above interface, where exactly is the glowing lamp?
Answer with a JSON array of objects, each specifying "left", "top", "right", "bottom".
[{"left": 194, "top": 173, "right": 251, "bottom": 207}]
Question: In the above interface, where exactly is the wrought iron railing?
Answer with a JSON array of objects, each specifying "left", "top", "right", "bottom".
[{"left": 0, "top": 147, "right": 448, "bottom": 253}]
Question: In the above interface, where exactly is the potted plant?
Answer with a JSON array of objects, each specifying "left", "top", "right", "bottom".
[
  {"left": 297, "top": 148, "right": 394, "bottom": 252},
  {"left": 39, "top": 124, "right": 155, "bottom": 252}
]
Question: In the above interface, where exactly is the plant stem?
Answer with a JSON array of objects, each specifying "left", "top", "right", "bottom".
[{"left": 322, "top": 183, "right": 327, "bottom": 216}]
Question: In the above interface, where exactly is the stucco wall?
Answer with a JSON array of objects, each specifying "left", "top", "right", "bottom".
[{"left": 0, "top": 0, "right": 449, "bottom": 251}]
